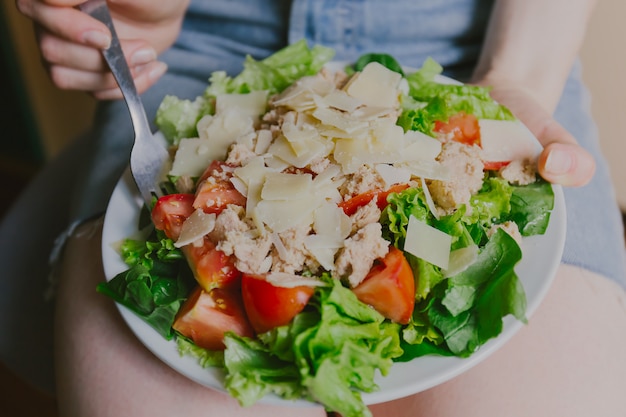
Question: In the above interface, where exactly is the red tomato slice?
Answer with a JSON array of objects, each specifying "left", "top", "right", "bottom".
[
  {"left": 434, "top": 112, "right": 481, "bottom": 146},
  {"left": 151, "top": 193, "right": 195, "bottom": 240},
  {"left": 352, "top": 246, "right": 415, "bottom": 324},
  {"left": 182, "top": 236, "right": 241, "bottom": 291},
  {"left": 339, "top": 183, "right": 410, "bottom": 216},
  {"left": 483, "top": 160, "right": 511, "bottom": 171},
  {"left": 241, "top": 274, "right": 315, "bottom": 334},
  {"left": 173, "top": 286, "right": 254, "bottom": 351},
  {"left": 193, "top": 161, "right": 246, "bottom": 214},
  {"left": 152, "top": 193, "right": 240, "bottom": 290}
]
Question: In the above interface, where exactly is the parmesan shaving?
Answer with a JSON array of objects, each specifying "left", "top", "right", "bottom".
[
  {"left": 404, "top": 215, "right": 451, "bottom": 269},
  {"left": 265, "top": 272, "right": 328, "bottom": 288},
  {"left": 175, "top": 209, "right": 216, "bottom": 248}
]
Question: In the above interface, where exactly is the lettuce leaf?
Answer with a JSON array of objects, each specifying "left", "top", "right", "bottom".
[
  {"left": 96, "top": 264, "right": 191, "bottom": 339},
  {"left": 397, "top": 57, "right": 514, "bottom": 136},
  {"left": 398, "top": 229, "right": 526, "bottom": 360},
  {"left": 222, "top": 278, "right": 402, "bottom": 417},
  {"left": 97, "top": 232, "right": 191, "bottom": 339},
  {"left": 204, "top": 39, "right": 334, "bottom": 97},
  {"left": 507, "top": 180, "right": 555, "bottom": 236},
  {"left": 156, "top": 39, "right": 334, "bottom": 143}
]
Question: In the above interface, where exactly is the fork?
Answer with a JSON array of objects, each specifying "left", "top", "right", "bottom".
[{"left": 79, "top": 0, "right": 169, "bottom": 208}]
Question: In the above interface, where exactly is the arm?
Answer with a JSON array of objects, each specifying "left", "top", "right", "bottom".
[
  {"left": 471, "top": 0, "right": 598, "bottom": 186},
  {"left": 16, "top": 0, "right": 190, "bottom": 99}
]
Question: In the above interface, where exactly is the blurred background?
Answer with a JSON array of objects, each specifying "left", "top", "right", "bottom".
[{"left": 0, "top": 1, "right": 625, "bottom": 416}]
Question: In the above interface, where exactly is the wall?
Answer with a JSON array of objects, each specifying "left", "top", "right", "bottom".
[
  {"left": 1, "top": 1, "right": 96, "bottom": 159},
  {"left": 581, "top": 0, "right": 626, "bottom": 209}
]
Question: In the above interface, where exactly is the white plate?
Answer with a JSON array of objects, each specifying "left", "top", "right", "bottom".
[
  {"left": 101, "top": 63, "right": 566, "bottom": 406},
  {"left": 101, "top": 167, "right": 565, "bottom": 407}
]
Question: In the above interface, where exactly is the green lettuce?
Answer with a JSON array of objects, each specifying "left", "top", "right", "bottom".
[
  {"left": 97, "top": 233, "right": 191, "bottom": 339},
  {"left": 398, "top": 229, "right": 526, "bottom": 360},
  {"left": 380, "top": 182, "right": 533, "bottom": 360},
  {"left": 156, "top": 39, "right": 335, "bottom": 144},
  {"left": 397, "top": 57, "right": 514, "bottom": 136},
  {"left": 221, "top": 278, "right": 402, "bottom": 417}
]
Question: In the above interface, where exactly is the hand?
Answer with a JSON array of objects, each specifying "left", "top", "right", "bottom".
[
  {"left": 15, "top": 0, "right": 189, "bottom": 100},
  {"left": 482, "top": 84, "right": 596, "bottom": 187}
]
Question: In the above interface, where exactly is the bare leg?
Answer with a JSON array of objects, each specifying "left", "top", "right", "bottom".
[
  {"left": 369, "top": 264, "right": 626, "bottom": 417},
  {"left": 53, "top": 219, "right": 327, "bottom": 417}
]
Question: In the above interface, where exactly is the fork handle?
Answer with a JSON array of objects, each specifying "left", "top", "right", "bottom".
[{"left": 79, "top": 0, "right": 152, "bottom": 135}]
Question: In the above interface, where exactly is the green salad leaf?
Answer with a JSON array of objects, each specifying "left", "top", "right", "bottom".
[
  {"left": 220, "top": 278, "right": 402, "bottom": 417},
  {"left": 397, "top": 229, "right": 526, "bottom": 360},
  {"left": 352, "top": 53, "right": 405, "bottom": 76},
  {"left": 97, "top": 234, "right": 192, "bottom": 339},
  {"left": 156, "top": 39, "right": 335, "bottom": 144},
  {"left": 397, "top": 57, "right": 514, "bottom": 137}
]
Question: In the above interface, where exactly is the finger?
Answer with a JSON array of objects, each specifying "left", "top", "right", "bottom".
[
  {"left": 47, "top": 63, "right": 120, "bottom": 92},
  {"left": 91, "top": 61, "right": 168, "bottom": 100},
  {"left": 538, "top": 142, "right": 596, "bottom": 187},
  {"left": 37, "top": 27, "right": 107, "bottom": 72},
  {"left": 18, "top": 0, "right": 111, "bottom": 49},
  {"left": 523, "top": 112, "right": 596, "bottom": 187},
  {"left": 485, "top": 86, "right": 596, "bottom": 187},
  {"left": 38, "top": 29, "right": 157, "bottom": 73}
]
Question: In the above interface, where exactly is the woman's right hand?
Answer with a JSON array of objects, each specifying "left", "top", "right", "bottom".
[{"left": 16, "top": 0, "right": 190, "bottom": 99}]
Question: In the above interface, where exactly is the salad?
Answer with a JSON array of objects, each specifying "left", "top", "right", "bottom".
[{"left": 98, "top": 40, "right": 555, "bottom": 417}]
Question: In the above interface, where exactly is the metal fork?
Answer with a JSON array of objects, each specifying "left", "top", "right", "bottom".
[{"left": 79, "top": 0, "right": 169, "bottom": 208}]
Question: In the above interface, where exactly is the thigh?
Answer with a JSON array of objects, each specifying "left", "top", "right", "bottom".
[
  {"left": 369, "top": 265, "right": 626, "bottom": 417},
  {"left": 53, "top": 218, "right": 327, "bottom": 417}
]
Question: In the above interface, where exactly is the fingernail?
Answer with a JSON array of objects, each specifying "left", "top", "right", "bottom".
[
  {"left": 82, "top": 30, "right": 111, "bottom": 49},
  {"left": 131, "top": 48, "right": 157, "bottom": 66},
  {"left": 545, "top": 148, "right": 573, "bottom": 175}
]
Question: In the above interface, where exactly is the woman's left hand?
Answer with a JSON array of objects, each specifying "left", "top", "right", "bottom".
[{"left": 483, "top": 84, "right": 596, "bottom": 187}]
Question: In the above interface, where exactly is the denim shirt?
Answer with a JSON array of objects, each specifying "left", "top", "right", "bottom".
[{"left": 173, "top": 0, "right": 492, "bottom": 81}]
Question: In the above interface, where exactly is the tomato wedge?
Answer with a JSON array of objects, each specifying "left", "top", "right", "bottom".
[
  {"left": 483, "top": 160, "right": 511, "bottom": 171},
  {"left": 352, "top": 246, "right": 415, "bottom": 324},
  {"left": 173, "top": 286, "right": 253, "bottom": 351},
  {"left": 151, "top": 193, "right": 195, "bottom": 240},
  {"left": 241, "top": 274, "right": 315, "bottom": 334},
  {"left": 434, "top": 112, "right": 481, "bottom": 146},
  {"left": 183, "top": 237, "right": 241, "bottom": 291},
  {"left": 193, "top": 161, "right": 246, "bottom": 214},
  {"left": 152, "top": 193, "right": 240, "bottom": 290},
  {"left": 339, "top": 183, "right": 410, "bottom": 216}
]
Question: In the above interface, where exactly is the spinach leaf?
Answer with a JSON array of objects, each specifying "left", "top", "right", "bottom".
[
  {"left": 97, "top": 264, "right": 191, "bottom": 339},
  {"left": 353, "top": 53, "right": 405, "bottom": 76}
]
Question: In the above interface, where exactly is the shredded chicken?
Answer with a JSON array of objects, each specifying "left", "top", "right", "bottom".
[
  {"left": 350, "top": 198, "right": 382, "bottom": 234},
  {"left": 270, "top": 223, "right": 315, "bottom": 274},
  {"left": 334, "top": 223, "right": 390, "bottom": 287},
  {"left": 429, "top": 141, "right": 484, "bottom": 212},
  {"left": 341, "top": 164, "right": 386, "bottom": 198},
  {"left": 499, "top": 158, "right": 537, "bottom": 186}
]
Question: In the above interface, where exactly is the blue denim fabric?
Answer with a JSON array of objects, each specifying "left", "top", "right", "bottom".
[{"left": 288, "top": 0, "right": 494, "bottom": 81}]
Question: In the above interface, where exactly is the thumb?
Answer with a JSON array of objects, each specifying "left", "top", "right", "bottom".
[
  {"left": 538, "top": 142, "right": 596, "bottom": 187},
  {"left": 533, "top": 118, "right": 596, "bottom": 187}
]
